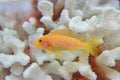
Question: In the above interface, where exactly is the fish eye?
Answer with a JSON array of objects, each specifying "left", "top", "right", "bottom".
[{"left": 39, "top": 39, "right": 42, "bottom": 42}]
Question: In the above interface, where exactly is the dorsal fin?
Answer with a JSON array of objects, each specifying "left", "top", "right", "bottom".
[{"left": 49, "top": 27, "right": 88, "bottom": 41}]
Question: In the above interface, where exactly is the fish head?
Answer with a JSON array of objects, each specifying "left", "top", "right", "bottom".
[{"left": 34, "top": 36, "right": 52, "bottom": 50}]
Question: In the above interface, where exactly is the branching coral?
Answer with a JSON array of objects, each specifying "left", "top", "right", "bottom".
[
  {"left": 96, "top": 47, "right": 120, "bottom": 67},
  {"left": 78, "top": 51, "right": 97, "bottom": 80},
  {"left": 96, "top": 61, "right": 120, "bottom": 80},
  {"left": 41, "top": 60, "right": 71, "bottom": 80},
  {"left": 23, "top": 63, "right": 52, "bottom": 80},
  {"left": 10, "top": 63, "right": 24, "bottom": 76},
  {"left": 0, "top": 16, "right": 17, "bottom": 30},
  {"left": 38, "top": 0, "right": 57, "bottom": 30},
  {"left": 0, "top": 0, "right": 120, "bottom": 80},
  {"left": 0, "top": 29, "right": 30, "bottom": 68},
  {"left": 5, "top": 74, "right": 30, "bottom": 80},
  {"left": 69, "top": 16, "right": 89, "bottom": 33}
]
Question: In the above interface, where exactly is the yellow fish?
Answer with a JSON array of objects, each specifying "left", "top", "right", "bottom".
[{"left": 34, "top": 28, "right": 102, "bottom": 58}]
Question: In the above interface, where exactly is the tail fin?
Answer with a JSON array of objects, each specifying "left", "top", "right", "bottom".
[{"left": 84, "top": 37, "right": 103, "bottom": 56}]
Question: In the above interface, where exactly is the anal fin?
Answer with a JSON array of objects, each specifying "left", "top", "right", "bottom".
[{"left": 54, "top": 51, "right": 63, "bottom": 59}]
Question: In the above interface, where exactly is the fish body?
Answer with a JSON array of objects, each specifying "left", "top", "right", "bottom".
[
  {"left": 38, "top": 34, "right": 85, "bottom": 51},
  {"left": 34, "top": 33, "right": 102, "bottom": 57}
]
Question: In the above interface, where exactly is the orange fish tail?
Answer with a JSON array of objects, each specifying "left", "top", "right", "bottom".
[
  {"left": 84, "top": 37, "right": 103, "bottom": 56},
  {"left": 84, "top": 44, "right": 98, "bottom": 56}
]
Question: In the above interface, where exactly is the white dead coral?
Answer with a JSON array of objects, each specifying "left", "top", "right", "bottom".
[
  {"left": 60, "top": 50, "right": 80, "bottom": 61},
  {"left": 37, "top": 0, "right": 56, "bottom": 30},
  {"left": 96, "top": 47, "right": 120, "bottom": 67},
  {"left": 78, "top": 51, "right": 97, "bottom": 80},
  {"left": 1, "top": 0, "right": 119, "bottom": 80},
  {"left": 0, "top": 28, "right": 17, "bottom": 54},
  {"left": 97, "top": 62, "right": 120, "bottom": 80},
  {"left": 69, "top": 16, "right": 89, "bottom": 33},
  {"left": 41, "top": 60, "right": 71, "bottom": 80},
  {"left": 76, "top": 0, "right": 119, "bottom": 19},
  {"left": 0, "top": 53, "right": 30, "bottom": 68},
  {"left": 64, "top": 0, "right": 119, "bottom": 20},
  {"left": 58, "top": 10, "right": 70, "bottom": 26},
  {"left": 0, "top": 15, "right": 17, "bottom": 30},
  {"left": 97, "top": 0, "right": 119, "bottom": 9},
  {"left": 64, "top": 0, "right": 101, "bottom": 19},
  {"left": 30, "top": 47, "right": 55, "bottom": 65},
  {"left": 5, "top": 74, "right": 30, "bottom": 80},
  {"left": 68, "top": 15, "right": 99, "bottom": 34},
  {"left": 10, "top": 63, "right": 24, "bottom": 76},
  {"left": 38, "top": 0, "right": 53, "bottom": 17},
  {"left": 61, "top": 51, "right": 97, "bottom": 80},
  {"left": 88, "top": 8, "right": 120, "bottom": 39},
  {"left": 63, "top": 61, "right": 79, "bottom": 74},
  {"left": 64, "top": 0, "right": 83, "bottom": 17},
  {"left": 88, "top": 8, "right": 120, "bottom": 49},
  {"left": 0, "top": 28, "right": 30, "bottom": 68},
  {"left": 98, "top": 8, "right": 120, "bottom": 31},
  {"left": 23, "top": 63, "right": 52, "bottom": 80},
  {"left": 22, "top": 17, "right": 37, "bottom": 35},
  {"left": 101, "top": 30, "right": 120, "bottom": 50}
]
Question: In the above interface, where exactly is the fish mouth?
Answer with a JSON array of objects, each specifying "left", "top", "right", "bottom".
[
  {"left": 34, "top": 40, "right": 39, "bottom": 47},
  {"left": 34, "top": 40, "right": 44, "bottom": 49}
]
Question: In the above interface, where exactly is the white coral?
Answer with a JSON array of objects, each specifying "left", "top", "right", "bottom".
[
  {"left": 30, "top": 48, "right": 55, "bottom": 65},
  {"left": 102, "top": 31, "right": 120, "bottom": 50},
  {"left": 64, "top": 0, "right": 83, "bottom": 17},
  {"left": 76, "top": 0, "right": 119, "bottom": 19},
  {"left": 96, "top": 47, "right": 120, "bottom": 67},
  {"left": 78, "top": 51, "right": 97, "bottom": 80},
  {"left": 99, "top": 8, "right": 120, "bottom": 31},
  {"left": 41, "top": 60, "right": 71, "bottom": 80},
  {"left": 5, "top": 74, "right": 30, "bottom": 80},
  {"left": 38, "top": 0, "right": 57, "bottom": 30},
  {"left": 22, "top": 17, "right": 37, "bottom": 35},
  {"left": 0, "top": 0, "right": 120, "bottom": 80},
  {"left": 10, "top": 63, "right": 24, "bottom": 76},
  {"left": 37, "top": 0, "right": 53, "bottom": 16},
  {"left": 88, "top": 8, "right": 120, "bottom": 39},
  {"left": 58, "top": 10, "right": 70, "bottom": 26},
  {"left": 0, "top": 28, "right": 16, "bottom": 54},
  {"left": 0, "top": 15, "right": 17, "bottom": 29},
  {"left": 23, "top": 63, "right": 52, "bottom": 80},
  {"left": 69, "top": 16, "right": 89, "bottom": 33},
  {"left": 40, "top": 16, "right": 57, "bottom": 30},
  {"left": 0, "top": 52, "right": 29, "bottom": 68},
  {"left": 0, "top": 29, "right": 30, "bottom": 68},
  {"left": 22, "top": 19, "right": 36, "bottom": 35},
  {"left": 97, "top": 62, "right": 120, "bottom": 80},
  {"left": 63, "top": 61, "right": 79, "bottom": 73}
]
